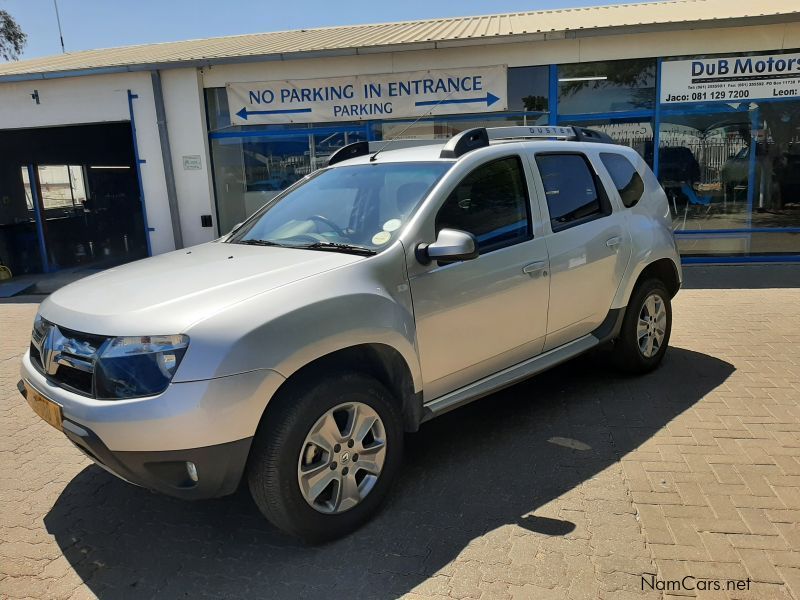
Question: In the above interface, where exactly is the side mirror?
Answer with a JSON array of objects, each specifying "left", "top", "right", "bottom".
[{"left": 416, "top": 228, "right": 479, "bottom": 264}]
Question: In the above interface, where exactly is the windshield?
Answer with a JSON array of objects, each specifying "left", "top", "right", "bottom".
[{"left": 228, "top": 162, "right": 452, "bottom": 254}]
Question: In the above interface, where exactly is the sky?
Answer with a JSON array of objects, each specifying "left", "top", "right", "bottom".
[{"left": 3, "top": 0, "right": 639, "bottom": 60}]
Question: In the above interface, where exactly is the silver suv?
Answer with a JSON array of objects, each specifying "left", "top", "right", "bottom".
[{"left": 19, "top": 126, "right": 681, "bottom": 541}]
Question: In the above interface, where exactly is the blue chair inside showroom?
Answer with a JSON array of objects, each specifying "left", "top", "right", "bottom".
[{"left": 680, "top": 182, "right": 713, "bottom": 229}]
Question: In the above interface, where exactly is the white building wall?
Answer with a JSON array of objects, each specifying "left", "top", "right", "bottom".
[
  {"left": 0, "top": 71, "right": 176, "bottom": 255},
  {"left": 2, "top": 19, "right": 798, "bottom": 257},
  {"left": 160, "top": 68, "right": 216, "bottom": 247}
]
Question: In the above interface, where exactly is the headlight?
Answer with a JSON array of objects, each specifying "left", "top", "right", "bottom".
[{"left": 95, "top": 334, "right": 189, "bottom": 400}]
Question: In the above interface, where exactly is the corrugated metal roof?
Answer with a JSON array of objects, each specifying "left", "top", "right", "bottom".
[{"left": 1, "top": 0, "right": 798, "bottom": 80}]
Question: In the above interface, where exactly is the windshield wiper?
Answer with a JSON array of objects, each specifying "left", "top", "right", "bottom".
[
  {"left": 232, "top": 239, "right": 288, "bottom": 247},
  {"left": 294, "top": 241, "right": 377, "bottom": 256}
]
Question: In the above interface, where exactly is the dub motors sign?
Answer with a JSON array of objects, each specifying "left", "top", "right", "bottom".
[
  {"left": 661, "top": 52, "right": 800, "bottom": 104},
  {"left": 226, "top": 66, "right": 507, "bottom": 125}
]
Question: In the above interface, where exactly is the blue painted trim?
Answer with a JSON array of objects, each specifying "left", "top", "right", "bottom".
[
  {"left": 548, "top": 65, "right": 558, "bottom": 126},
  {"left": 127, "top": 89, "right": 152, "bottom": 257},
  {"left": 660, "top": 103, "right": 751, "bottom": 116},
  {"left": 653, "top": 58, "right": 663, "bottom": 176},
  {"left": 27, "top": 164, "right": 50, "bottom": 274},
  {"left": 747, "top": 108, "right": 758, "bottom": 230},
  {"left": 682, "top": 255, "right": 800, "bottom": 265},
  {"left": 675, "top": 228, "right": 800, "bottom": 235}
]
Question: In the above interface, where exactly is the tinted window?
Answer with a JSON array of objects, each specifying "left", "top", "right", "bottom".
[
  {"left": 535, "top": 154, "right": 605, "bottom": 230},
  {"left": 436, "top": 156, "right": 531, "bottom": 253},
  {"left": 600, "top": 152, "right": 644, "bottom": 208}
]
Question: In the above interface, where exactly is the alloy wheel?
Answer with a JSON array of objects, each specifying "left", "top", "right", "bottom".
[
  {"left": 637, "top": 293, "right": 667, "bottom": 358},
  {"left": 297, "top": 402, "right": 387, "bottom": 514}
]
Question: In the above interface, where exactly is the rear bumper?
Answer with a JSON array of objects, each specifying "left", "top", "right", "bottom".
[{"left": 18, "top": 379, "right": 251, "bottom": 499}]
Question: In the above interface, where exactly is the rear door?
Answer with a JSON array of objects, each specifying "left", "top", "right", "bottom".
[{"left": 529, "top": 151, "right": 632, "bottom": 351}]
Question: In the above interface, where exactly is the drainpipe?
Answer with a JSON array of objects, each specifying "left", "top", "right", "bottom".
[{"left": 151, "top": 70, "right": 184, "bottom": 249}]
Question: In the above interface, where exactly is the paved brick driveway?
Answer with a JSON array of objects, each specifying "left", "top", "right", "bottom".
[{"left": 1, "top": 281, "right": 799, "bottom": 600}]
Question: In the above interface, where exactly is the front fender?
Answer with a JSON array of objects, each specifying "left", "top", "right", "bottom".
[{"left": 176, "top": 244, "right": 422, "bottom": 392}]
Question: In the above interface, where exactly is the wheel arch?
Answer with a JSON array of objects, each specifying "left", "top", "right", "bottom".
[
  {"left": 635, "top": 258, "right": 681, "bottom": 298},
  {"left": 264, "top": 343, "right": 423, "bottom": 434}
]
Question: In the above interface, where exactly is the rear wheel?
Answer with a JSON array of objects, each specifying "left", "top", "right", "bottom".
[
  {"left": 613, "top": 278, "right": 672, "bottom": 374},
  {"left": 247, "top": 371, "right": 404, "bottom": 542}
]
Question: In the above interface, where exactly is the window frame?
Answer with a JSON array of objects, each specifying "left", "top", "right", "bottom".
[
  {"left": 533, "top": 151, "right": 613, "bottom": 234},
  {"left": 599, "top": 151, "right": 645, "bottom": 209},
  {"left": 434, "top": 154, "right": 534, "bottom": 256}
]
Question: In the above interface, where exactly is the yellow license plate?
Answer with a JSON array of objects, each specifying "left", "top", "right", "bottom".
[{"left": 25, "top": 383, "right": 63, "bottom": 431}]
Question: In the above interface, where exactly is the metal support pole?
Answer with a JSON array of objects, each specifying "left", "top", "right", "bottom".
[
  {"left": 151, "top": 71, "right": 184, "bottom": 249},
  {"left": 127, "top": 90, "right": 154, "bottom": 256}
]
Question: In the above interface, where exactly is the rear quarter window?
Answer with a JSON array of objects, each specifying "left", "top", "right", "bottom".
[{"left": 599, "top": 152, "right": 645, "bottom": 208}]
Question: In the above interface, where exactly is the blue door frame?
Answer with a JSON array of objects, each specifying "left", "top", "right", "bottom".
[{"left": 26, "top": 164, "right": 51, "bottom": 274}]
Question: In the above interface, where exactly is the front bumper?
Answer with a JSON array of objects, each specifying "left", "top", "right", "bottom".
[
  {"left": 19, "top": 350, "right": 286, "bottom": 499},
  {"left": 21, "top": 378, "right": 251, "bottom": 498},
  {"left": 17, "top": 381, "right": 253, "bottom": 500}
]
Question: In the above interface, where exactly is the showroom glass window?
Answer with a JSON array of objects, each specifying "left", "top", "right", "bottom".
[{"left": 557, "top": 58, "right": 656, "bottom": 115}]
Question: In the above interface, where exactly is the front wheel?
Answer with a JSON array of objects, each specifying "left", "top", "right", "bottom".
[
  {"left": 613, "top": 279, "right": 672, "bottom": 374},
  {"left": 247, "top": 372, "right": 404, "bottom": 542}
]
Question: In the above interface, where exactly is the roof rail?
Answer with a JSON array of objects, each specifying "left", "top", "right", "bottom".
[
  {"left": 327, "top": 125, "right": 617, "bottom": 165},
  {"left": 327, "top": 139, "right": 444, "bottom": 165}
]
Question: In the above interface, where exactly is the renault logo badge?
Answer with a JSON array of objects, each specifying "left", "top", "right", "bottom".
[{"left": 40, "top": 325, "right": 65, "bottom": 376}]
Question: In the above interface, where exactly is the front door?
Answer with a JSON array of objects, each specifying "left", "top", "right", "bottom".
[{"left": 407, "top": 155, "right": 550, "bottom": 401}]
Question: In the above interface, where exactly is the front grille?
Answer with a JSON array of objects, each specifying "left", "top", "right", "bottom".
[{"left": 30, "top": 320, "right": 107, "bottom": 397}]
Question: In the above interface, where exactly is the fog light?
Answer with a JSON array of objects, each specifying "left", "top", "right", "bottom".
[{"left": 186, "top": 461, "right": 198, "bottom": 482}]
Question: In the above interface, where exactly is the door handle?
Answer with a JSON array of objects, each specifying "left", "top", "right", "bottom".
[
  {"left": 523, "top": 261, "right": 547, "bottom": 277},
  {"left": 606, "top": 236, "right": 622, "bottom": 248}
]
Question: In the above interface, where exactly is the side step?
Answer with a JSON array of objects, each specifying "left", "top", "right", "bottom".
[
  {"left": 420, "top": 307, "right": 625, "bottom": 422},
  {"left": 420, "top": 334, "right": 598, "bottom": 422}
]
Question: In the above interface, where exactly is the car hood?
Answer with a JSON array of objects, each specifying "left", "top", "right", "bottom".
[{"left": 40, "top": 242, "right": 362, "bottom": 336}]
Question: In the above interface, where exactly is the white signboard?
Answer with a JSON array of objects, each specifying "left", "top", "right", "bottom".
[
  {"left": 226, "top": 66, "right": 507, "bottom": 125},
  {"left": 182, "top": 155, "right": 202, "bottom": 170},
  {"left": 661, "top": 52, "right": 800, "bottom": 104}
]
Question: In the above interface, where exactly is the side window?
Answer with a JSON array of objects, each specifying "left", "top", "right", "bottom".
[
  {"left": 600, "top": 152, "right": 645, "bottom": 208},
  {"left": 535, "top": 153, "right": 607, "bottom": 231},
  {"left": 436, "top": 156, "right": 532, "bottom": 253}
]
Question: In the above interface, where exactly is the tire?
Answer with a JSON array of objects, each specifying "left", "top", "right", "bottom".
[
  {"left": 247, "top": 371, "right": 404, "bottom": 543},
  {"left": 613, "top": 278, "right": 672, "bottom": 375}
]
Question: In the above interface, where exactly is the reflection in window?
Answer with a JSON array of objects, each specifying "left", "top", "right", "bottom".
[
  {"left": 507, "top": 66, "right": 549, "bottom": 113},
  {"left": 436, "top": 157, "right": 531, "bottom": 252},
  {"left": 658, "top": 112, "right": 750, "bottom": 235},
  {"left": 558, "top": 59, "right": 656, "bottom": 115},
  {"left": 536, "top": 154, "right": 604, "bottom": 230},
  {"left": 37, "top": 165, "right": 87, "bottom": 210},
  {"left": 378, "top": 113, "right": 546, "bottom": 141},
  {"left": 600, "top": 153, "right": 644, "bottom": 208},
  {"left": 211, "top": 129, "right": 368, "bottom": 233},
  {"left": 560, "top": 119, "right": 653, "bottom": 164}
]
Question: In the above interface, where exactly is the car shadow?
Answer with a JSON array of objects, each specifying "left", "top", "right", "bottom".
[{"left": 44, "top": 346, "right": 734, "bottom": 599}]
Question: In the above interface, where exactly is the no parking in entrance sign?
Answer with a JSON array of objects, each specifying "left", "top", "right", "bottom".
[{"left": 226, "top": 65, "right": 508, "bottom": 125}]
